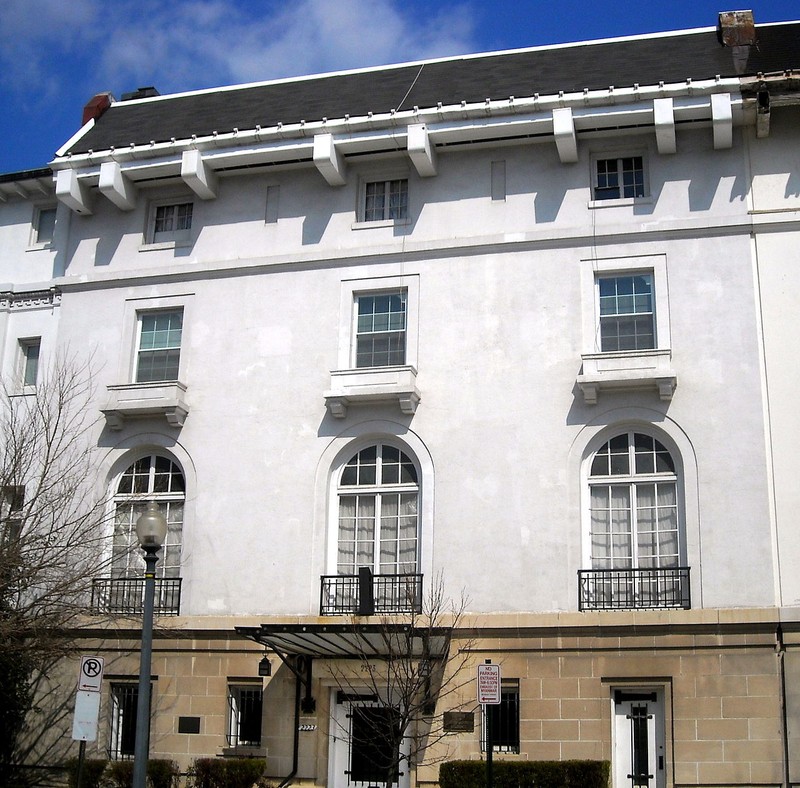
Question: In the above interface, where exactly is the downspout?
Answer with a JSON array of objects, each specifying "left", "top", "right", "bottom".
[
  {"left": 278, "top": 670, "right": 302, "bottom": 788},
  {"left": 777, "top": 624, "right": 790, "bottom": 788}
]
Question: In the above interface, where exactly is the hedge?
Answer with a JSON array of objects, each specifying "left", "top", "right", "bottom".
[
  {"left": 64, "top": 758, "right": 178, "bottom": 788},
  {"left": 439, "top": 759, "right": 610, "bottom": 788},
  {"left": 64, "top": 758, "right": 108, "bottom": 788},
  {"left": 189, "top": 757, "right": 266, "bottom": 788}
]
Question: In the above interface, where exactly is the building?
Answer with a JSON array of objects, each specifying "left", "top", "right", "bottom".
[{"left": 2, "top": 10, "right": 800, "bottom": 787}]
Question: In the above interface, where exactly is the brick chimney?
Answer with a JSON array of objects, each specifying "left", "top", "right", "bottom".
[{"left": 82, "top": 92, "right": 114, "bottom": 126}]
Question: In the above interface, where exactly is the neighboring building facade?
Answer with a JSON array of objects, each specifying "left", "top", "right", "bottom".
[{"left": 2, "top": 11, "right": 800, "bottom": 787}]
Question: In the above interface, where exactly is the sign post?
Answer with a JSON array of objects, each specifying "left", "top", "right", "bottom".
[
  {"left": 478, "top": 660, "right": 501, "bottom": 788},
  {"left": 72, "top": 657, "right": 104, "bottom": 788}
]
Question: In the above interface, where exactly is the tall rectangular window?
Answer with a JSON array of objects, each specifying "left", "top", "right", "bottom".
[
  {"left": 227, "top": 685, "right": 263, "bottom": 747},
  {"left": 109, "top": 683, "right": 139, "bottom": 760},
  {"left": 19, "top": 338, "right": 41, "bottom": 387},
  {"left": 150, "top": 202, "right": 193, "bottom": 244},
  {"left": 597, "top": 274, "right": 655, "bottom": 352},
  {"left": 364, "top": 180, "right": 408, "bottom": 222},
  {"left": 31, "top": 207, "right": 57, "bottom": 246},
  {"left": 482, "top": 680, "right": 520, "bottom": 753},
  {"left": 1, "top": 485, "right": 24, "bottom": 544},
  {"left": 355, "top": 292, "right": 407, "bottom": 368},
  {"left": 136, "top": 310, "right": 183, "bottom": 382},
  {"left": 594, "top": 157, "right": 645, "bottom": 200}
]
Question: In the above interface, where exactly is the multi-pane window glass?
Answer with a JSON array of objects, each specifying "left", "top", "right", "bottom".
[
  {"left": 227, "top": 685, "right": 263, "bottom": 747},
  {"left": 482, "top": 681, "right": 520, "bottom": 753},
  {"left": 1, "top": 485, "right": 24, "bottom": 544},
  {"left": 364, "top": 179, "right": 408, "bottom": 222},
  {"left": 109, "top": 683, "right": 139, "bottom": 760},
  {"left": 20, "top": 339, "right": 41, "bottom": 387},
  {"left": 338, "top": 444, "right": 419, "bottom": 576},
  {"left": 355, "top": 292, "right": 406, "bottom": 368},
  {"left": 595, "top": 157, "right": 645, "bottom": 200},
  {"left": 136, "top": 310, "right": 183, "bottom": 382},
  {"left": 33, "top": 207, "right": 57, "bottom": 245},
  {"left": 152, "top": 202, "right": 193, "bottom": 242},
  {"left": 113, "top": 455, "right": 185, "bottom": 579},
  {"left": 589, "top": 433, "right": 679, "bottom": 571},
  {"left": 598, "top": 274, "right": 655, "bottom": 352}
]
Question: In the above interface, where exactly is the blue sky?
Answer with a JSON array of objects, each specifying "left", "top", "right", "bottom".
[{"left": 1, "top": 0, "right": 797, "bottom": 174}]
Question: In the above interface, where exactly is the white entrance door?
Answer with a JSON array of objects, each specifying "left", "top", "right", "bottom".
[
  {"left": 328, "top": 691, "right": 410, "bottom": 788},
  {"left": 612, "top": 688, "right": 666, "bottom": 788}
]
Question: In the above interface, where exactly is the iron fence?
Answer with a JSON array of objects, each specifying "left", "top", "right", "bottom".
[
  {"left": 91, "top": 577, "right": 182, "bottom": 616},
  {"left": 320, "top": 573, "right": 423, "bottom": 615},
  {"left": 578, "top": 567, "right": 690, "bottom": 610}
]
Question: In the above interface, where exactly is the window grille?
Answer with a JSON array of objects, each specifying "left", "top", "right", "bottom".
[
  {"left": 109, "top": 683, "right": 139, "bottom": 760},
  {"left": 481, "top": 681, "right": 520, "bottom": 753}
]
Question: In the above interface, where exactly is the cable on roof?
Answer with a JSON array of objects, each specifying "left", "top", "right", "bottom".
[{"left": 396, "top": 64, "right": 425, "bottom": 112}]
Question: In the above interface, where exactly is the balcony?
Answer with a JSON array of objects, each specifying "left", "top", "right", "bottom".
[
  {"left": 320, "top": 570, "right": 423, "bottom": 615},
  {"left": 578, "top": 567, "right": 690, "bottom": 611},
  {"left": 91, "top": 577, "right": 182, "bottom": 616}
]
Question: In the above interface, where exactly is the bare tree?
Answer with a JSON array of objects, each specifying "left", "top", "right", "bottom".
[
  {"left": 0, "top": 353, "right": 111, "bottom": 786},
  {"left": 324, "top": 575, "right": 474, "bottom": 788}
]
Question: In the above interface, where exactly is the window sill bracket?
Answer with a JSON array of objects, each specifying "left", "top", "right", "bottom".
[
  {"left": 102, "top": 381, "right": 189, "bottom": 430},
  {"left": 577, "top": 349, "right": 676, "bottom": 405},
  {"left": 325, "top": 366, "right": 420, "bottom": 419}
]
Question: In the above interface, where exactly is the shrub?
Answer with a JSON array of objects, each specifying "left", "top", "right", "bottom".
[
  {"left": 105, "top": 760, "right": 133, "bottom": 788},
  {"left": 103, "top": 759, "right": 179, "bottom": 788},
  {"left": 148, "top": 759, "right": 180, "bottom": 788},
  {"left": 190, "top": 758, "right": 264, "bottom": 788},
  {"left": 439, "top": 759, "right": 610, "bottom": 788},
  {"left": 64, "top": 758, "right": 108, "bottom": 788}
]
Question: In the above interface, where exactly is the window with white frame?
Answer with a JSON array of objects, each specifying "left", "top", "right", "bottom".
[
  {"left": 337, "top": 444, "right": 419, "bottom": 577},
  {"left": 363, "top": 179, "right": 408, "bottom": 222},
  {"left": 597, "top": 274, "right": 655, "bottom": 352},
  {"left": 354, "top": 291, "right": 407, "bottom": 368},
  {"left": 1, "top": 485, "right": 24, "bottom": 544},
  {"left": 482, "top": 680, "right": 520, "bottom": 753},
  {"left": 589, "top": 432, "right": 680, "bottom": 572},
  {"left": 135, "top": 309, "right": 183, "bottom": 383},
  {"left": 19, "top": 338, "right": 41, "bottom": 388},
  {"left": 109, "top": 682, "right": 139, "bottom": 760},
  {"left": 112, "top": 454, "right": 185, "bottom": 580},
  {"left": 594, "top": 156, "right": 645, "bottom": 200},
  {"left": 227, "top": 684, "right": 263, "bottom": 747},
  {"left": 149, "top": 201, "right": 193, "bottom": 244},
  {"left": 30, "top": 206, "right": 56, "bottom": 246}
]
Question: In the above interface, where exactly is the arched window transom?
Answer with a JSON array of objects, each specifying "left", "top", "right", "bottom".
[
  {"left": 337, "top": 444, "right": 418, "bottom": 576},
  {"left": 589, "top": 432, "right": 679, "bottom": 570},
  {"left": 113, "top": 454, "right": 185, "bottom": 579}
]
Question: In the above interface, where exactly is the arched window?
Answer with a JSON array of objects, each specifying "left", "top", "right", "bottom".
[
  {"left": 583, "top": 431, "right": 689, "bottom": 610},
  {"left": 589, "top": 432, "right": 679, "bottom": 570},
  {"left": 336, "top": 444, "right": 419, "bottom": 577},
  {"left": 112, "top": 454, "right": 185, "bottom": 579}
]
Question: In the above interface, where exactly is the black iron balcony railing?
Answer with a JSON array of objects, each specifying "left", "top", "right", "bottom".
[
  {"left": 320, "top": 570, "right": 423, "bottom": 615},
  {"left": 578, "top": 567, "right": 691, "bottom": 611},
  {"left": 91, "top": 577, "right": 182, "bottom": 616}
]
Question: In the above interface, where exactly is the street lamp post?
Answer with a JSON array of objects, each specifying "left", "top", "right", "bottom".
[{"left": 132, "top": 501, "right": 167, "bottom": 788}]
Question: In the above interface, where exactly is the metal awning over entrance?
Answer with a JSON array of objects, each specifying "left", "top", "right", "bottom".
[{"left": 235, "top": 622, "right": 451, "bottom": 660}]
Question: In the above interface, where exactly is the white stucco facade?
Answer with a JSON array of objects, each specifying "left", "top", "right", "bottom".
[{"left": 3, "top": 17, "right": 800, "bottom": 787}]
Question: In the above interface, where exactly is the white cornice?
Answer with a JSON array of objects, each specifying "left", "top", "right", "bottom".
[{"left": 51, "top": 78, "right": 748, "bottom": 214}]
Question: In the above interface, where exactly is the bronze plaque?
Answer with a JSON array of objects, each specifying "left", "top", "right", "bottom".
[{"left": 443, "top": 711, "right": 474, "bottom": 732}]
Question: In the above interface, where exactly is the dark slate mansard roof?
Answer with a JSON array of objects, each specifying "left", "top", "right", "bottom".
[{"left": 67, "top": 22, "right": 800, "bottom": 156}]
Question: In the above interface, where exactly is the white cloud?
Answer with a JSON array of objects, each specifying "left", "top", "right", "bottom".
[{"left": 98, "top": 0, "right": 477, "bottom": 94}]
